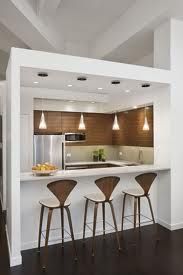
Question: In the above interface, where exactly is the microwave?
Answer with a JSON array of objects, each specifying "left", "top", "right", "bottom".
[{"left": 65, "top": 133, "right": 86, "bottom": 142}]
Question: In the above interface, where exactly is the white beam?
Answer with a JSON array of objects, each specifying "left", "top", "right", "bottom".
[
  {"left": 36, "top": 0, "right": 46, "bottom": 16},
  {"left": 90, "top": 0, "right": 173, "bottom": 59},
  {"left": 0, "top": 0, "right": 64, "bottom": 52},
  {"left": 43, "top": 0, "right": 62, "bottom": 14}
]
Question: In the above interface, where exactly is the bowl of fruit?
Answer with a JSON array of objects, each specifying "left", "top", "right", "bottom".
[{"left": 32, "top": 163, "right": 59, "bottom": 176}]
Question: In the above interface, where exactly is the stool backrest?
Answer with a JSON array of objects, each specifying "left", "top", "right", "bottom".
[
  {"left": 47, "top": 179, "right": 77, "bottom": 206},
  {"left": 95, "top": 176, "right": 120, "bottom": 201},
  {"left": 135, "top": 173, "right": 157, "bottom": 195}
]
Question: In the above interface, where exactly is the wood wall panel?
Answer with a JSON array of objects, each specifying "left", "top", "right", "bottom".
[
  {"left": 112, "top": 106, "right": 153, "bottom": 147},
  {"left": 34, "top": 106, "right": 153, "bottom": 147},
  {"left": 84, "top": 113, "right": 113, "bottom": 145}
]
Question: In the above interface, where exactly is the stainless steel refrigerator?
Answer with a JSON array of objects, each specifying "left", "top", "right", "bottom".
[{"left": 33, "top": 135, "right": 65, "bottom": 169}]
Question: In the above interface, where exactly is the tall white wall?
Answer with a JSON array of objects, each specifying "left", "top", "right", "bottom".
[
  {"left": 6, "top": 56, "right": 22, "bottom": 266},
  {"left": 154, "top": 19, "right": 183, "bottom": 229},
  {"left": 0, "top": 81, "right": 6, "bottom": 210}
]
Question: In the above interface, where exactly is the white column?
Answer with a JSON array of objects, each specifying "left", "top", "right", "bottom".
[
  {"left": 6, "top": 52, "right": 22, "bottom": 265},
  {"left": 154, "top": 19, "right": 183, "bottom": 229}
]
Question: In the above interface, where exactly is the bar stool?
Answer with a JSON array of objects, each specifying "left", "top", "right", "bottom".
[
  {"left": 83, "top": 176, "right": 121, "bottom": 256},
  {"left": 121, "top": 173, "right": 157, "bottom": 231},
  {"left": 37, "top": 179, "right": 77, "bottom": 269}
]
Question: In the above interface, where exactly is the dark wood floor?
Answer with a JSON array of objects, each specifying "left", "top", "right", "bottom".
[{"left": 1, "top": 205, "right": 183, "bottom": 275}]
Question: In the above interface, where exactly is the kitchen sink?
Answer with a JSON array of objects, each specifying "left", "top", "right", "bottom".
[{"left": 65, "top": 163, "right": 121, "bottom": 170}]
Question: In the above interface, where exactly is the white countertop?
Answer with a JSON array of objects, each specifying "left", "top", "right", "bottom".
[{"left": 20, "top": 163, "right": 170, "bottom": 182}]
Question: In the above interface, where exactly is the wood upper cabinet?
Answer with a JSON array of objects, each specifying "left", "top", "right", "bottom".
[
  {"left": 34, "top": 111, "right": 62, "bottom": 134},
  {"left": 61, "top": 112, "right": 81, "bottom": 133},
  {"left": 84, "top": 113, "right": 113, "bottom": 145},
  {"left": 112, "top": 106, "right": 153, "bottom": 147},
  {"left": 34, "top": 107, "right": 153, "bottom": 147}
]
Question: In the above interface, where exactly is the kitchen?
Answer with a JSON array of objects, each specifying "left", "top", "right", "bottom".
[{"left": 5, "top": 48, "right": 171, "bottom": 268}]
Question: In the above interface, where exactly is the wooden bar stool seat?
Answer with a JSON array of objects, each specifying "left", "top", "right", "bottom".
[
  {"left": 122, "top": 188, "right": 144, "bottom": 197},
  {"left": 37, "top": 179, "right": 77, "bottom": 270},
  {"left": 39, "top": 197, "right": 71, "bottom": 208},
  {"left": 84, "top": 193, "right": 113, "bottom": 202},
  {"left": 83, "top": 176, "right": 121, "bottom": 256},
  {"left": 121, "top": 173, "right": 157, "bottom": 232}
]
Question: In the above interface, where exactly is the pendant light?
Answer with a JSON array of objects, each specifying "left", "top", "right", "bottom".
[
  {"left": 112, "top": 113, "right": 120, "bottom": 130},
  {"left": 78, "top": 113, "right": 86, "bottom": 130},
  {"left": 38, "top": 72, "right": 48, "bottom": 130},
  {"left": 39, "top": 98, "right": 47, "bottom": 129},
  {"left": 143, "top": 107, "right": 149, "bottom": 131}
]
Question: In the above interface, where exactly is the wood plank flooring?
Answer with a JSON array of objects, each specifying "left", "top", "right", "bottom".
[{"left": 1, "top": 203, "right": 183, "bottom": 275}]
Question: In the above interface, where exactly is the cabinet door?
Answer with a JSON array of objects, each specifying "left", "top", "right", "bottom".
[
  {"left": 85, "top": 113, "right": 113, "bottom": 145},
  {"left": 34, "top": 111, "right": 62, "bottom": 134},
  {"left": 20, "top": 115, "right": 33, "bottom": 172},
  {"left": 61, "top": 112, "right": 81, "bottom": 133}
]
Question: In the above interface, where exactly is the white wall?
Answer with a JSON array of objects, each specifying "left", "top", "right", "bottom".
[
  {"left": 134, "top": 53, "right": 154, "bottom": 67},
  {"left": 154, "top": 19, "right": 183, "bottom": 230},
  {"left": 6, "top": 56, "right": 22, "bottom": 266}
]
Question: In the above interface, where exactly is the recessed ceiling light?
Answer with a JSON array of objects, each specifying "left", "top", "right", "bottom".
[
  {"left": 125, "top": 89, "right": 131, "bottom": 93},
  {"left": 77, "top": 76, "right": 87, "bottom": 81},
  {"left": 133, "top": 106, "right": 137, "bottom": 109},
  {"left": 34, "top": 81, "right": 39, "bottom": 84},
  {"left": 37, "top": 72, "right": 48, "bottom": 77},
  {"left": 69, "top": 100, "right": 74, "bottom": 103},
  {"left": 67, "top": 84, "right": 73, "bottom": 87},
  {"left": 141, "top": 83, "right": 151, "bottom": 88},
  {"left": 91, "top": 101, "right": 95, "bottom": 104},
  {"left": 111, "top": 80, "right": 120, "bottom": 85},
  {"left": 98, "top": 87, "right": 103, "bottom": 90}
]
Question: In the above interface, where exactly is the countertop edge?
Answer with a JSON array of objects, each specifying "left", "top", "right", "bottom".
[{"left": 20, "top": 165, "right": 170, "bottom": 182}]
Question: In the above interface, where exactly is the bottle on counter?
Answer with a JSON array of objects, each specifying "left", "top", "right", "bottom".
[{"left": 93, "top": 150, "right": 99, "bottom": 162}]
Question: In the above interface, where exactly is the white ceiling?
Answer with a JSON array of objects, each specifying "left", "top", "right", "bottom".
[
  {"left": 40, "top": 0, "right": 136, "bottom": 42},
  {"left": 21, "top": 67, "right": 167, "bottom": 96},
  {"left": 105, "top": 29, "right": 154, "bottom": 65},
  {"left": 1, "top": 0, "right": 183, "bottom": 80}
]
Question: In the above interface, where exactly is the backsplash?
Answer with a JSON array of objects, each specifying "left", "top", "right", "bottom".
[
  {"left": 65, "top": 145, "right": 119, "bottom": 162},
  {"left": 118, "top": 146, "right": 154, "bottom": 164},
  {"left": 65, "top": 145, "right": 154, "bottom": 164}
]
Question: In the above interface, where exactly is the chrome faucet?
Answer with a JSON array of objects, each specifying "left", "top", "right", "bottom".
[{"left": 138, "top": 149, "right": 143, "bottom": 164}]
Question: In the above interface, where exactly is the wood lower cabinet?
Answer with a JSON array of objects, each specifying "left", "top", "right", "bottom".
[{"left": 34, "top": 107, "right": 153, "bottom": 147}]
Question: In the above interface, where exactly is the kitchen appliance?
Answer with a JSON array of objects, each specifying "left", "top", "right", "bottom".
[
  {"left": 65, "top": 132, "right": 86, "bottom": 142},
  {"left": 33, "top": 134, "right": 65, "bottom": 169}
]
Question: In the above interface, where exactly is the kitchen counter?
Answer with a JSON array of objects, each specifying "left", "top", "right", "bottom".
[
  {"left": 20, "top": 164, "right": 170, "bottom": 252},
  {"left": 21, "top": 164, "right": 170, "bottom": 182}
]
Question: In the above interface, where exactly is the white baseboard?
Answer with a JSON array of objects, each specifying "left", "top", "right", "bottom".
[
  {"left": 5, "top": 225, "right": 22, "bottom": 267},
  {"left": 157, "top": 219, "right": 171, "bottom": 230},
  {"left": 21, "top": 220, "right": 152, "bottom": 251},
  {"left": 157, "top": 218, "right": 183, "bottom": 231}
]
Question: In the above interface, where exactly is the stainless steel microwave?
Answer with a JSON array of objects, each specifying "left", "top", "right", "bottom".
[{"left": 65, "top": 133, "right": 86, "bottom": 142}]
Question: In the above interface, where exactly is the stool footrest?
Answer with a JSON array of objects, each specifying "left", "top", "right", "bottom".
[
  {"left": 123, "top": 214, "right": 154, "bottom": 225},
  {"left": 41, "top": 227, "right": 71, "bottom": 244},
  {"left": 85, "top": 220, "right": 116, "bottom": 234}
]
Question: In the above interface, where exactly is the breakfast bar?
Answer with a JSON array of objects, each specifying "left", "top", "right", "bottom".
[{"left": 20, "top": 164, "right": 170, "bottom": 251}]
